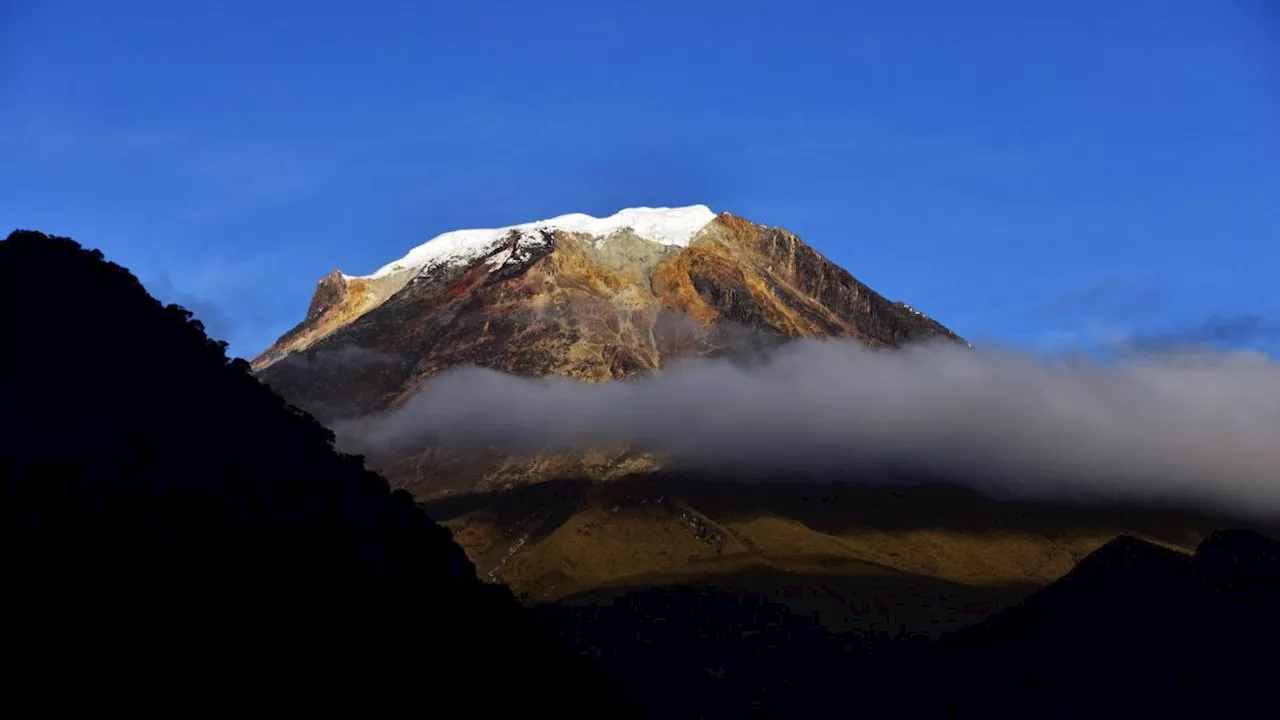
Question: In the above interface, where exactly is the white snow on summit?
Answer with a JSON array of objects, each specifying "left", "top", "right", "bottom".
[{"left": 353, "top": 205, "right": 717, "bottom": 280}]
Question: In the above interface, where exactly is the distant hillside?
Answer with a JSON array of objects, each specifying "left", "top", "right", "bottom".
[
  {"left": 0, "top": 230, "right": 637, "bottom": 719},
  {"left": 423, "top": 472, "right": 1263, "bottom": 634}
]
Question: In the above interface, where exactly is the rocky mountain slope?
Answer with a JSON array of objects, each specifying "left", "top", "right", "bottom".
[
  {"left": 254, "top": 205, "right": 963, "bottom": 495},
  {"left": 424, "top": 472, "right": 1252, "bottom": 633},
  {"left": 252, "top": 205, "right": 1269, "bottom": 638}
]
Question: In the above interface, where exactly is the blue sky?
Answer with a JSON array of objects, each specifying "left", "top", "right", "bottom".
[{"left": 2, "top": 0, "right": 1277, "bottom": 359}]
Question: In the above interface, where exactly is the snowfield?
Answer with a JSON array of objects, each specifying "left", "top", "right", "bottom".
[{"left": 347, "top": 205, "right": 717, "bottom": 281}]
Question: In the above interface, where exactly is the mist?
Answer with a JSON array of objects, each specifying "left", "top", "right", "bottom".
[{"left": 333, "top": 339, "right": 1280, "bottom": 516}]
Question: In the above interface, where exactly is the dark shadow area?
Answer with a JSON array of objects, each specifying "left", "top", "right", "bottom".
[
  {"left": 535, "top": 584, "right": 901, "bottom": 719},
  {"left": 1, "top": 529, "right": 179, "bottom": 717},
  {"left": 560, "top": 567, "right": 1038, "bottom": 637},
  {"left": 922, "top": 528, "right": 1280, "bottom": 718},
  {"left": 424, "top": 462, "right": 1280, "bottom": 717},
  {"left": 0, "top": 231, "right": 640, "bottom": 719},
  {"left": 423, "top": 477, "right": 594, "bottom": 533},
  {"left": 655, "top": 472, "right": 1275, "bottom": 547},
  {"left": 536, "top": 529, "right": 1280, "bottom": 719},
  {"left": 425, "top": 470, "right": 1276, "bottom": 552}
]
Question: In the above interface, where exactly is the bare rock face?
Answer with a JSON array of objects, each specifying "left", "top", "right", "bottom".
[
  {"left": 251, "top": 266, "right": 416, "bottom": 372},
  {"left": 253, "top": 209, "right": 963, "bottom": 497}
]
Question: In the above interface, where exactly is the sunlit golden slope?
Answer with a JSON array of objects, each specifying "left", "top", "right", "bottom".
[{"left": 423, "top": 475, "right": 1233, "bottom": 635}]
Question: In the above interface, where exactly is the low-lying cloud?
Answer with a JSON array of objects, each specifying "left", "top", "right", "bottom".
[
  {"left": 145, "top": 272, "right": 236, "bottom": 343},
  {"left": 334, "top": 339, "right": 1280, "bottom": 517},
  {"left": 276, "top": 345, "right": 398, "bottom": 371},
  {"left": 1124, "top": 314, "right": 1280, "bottom": 354}
]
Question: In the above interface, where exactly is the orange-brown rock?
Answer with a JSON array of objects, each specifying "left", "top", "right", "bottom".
[{"left": 253, "top": 211, "right": 963, "bottom": 496}]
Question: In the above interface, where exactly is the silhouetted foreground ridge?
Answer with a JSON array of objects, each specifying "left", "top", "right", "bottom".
[
  {"left": 0, "top": 230, "right": 636, "bottom": 719},
  {"left": 534, "top": 530, "right": 1280, "bottom": 718}
]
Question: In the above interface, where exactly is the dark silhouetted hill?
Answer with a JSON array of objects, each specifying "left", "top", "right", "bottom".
[
  {"left": 535, "top": 528, "right": 1280, "bottom": 719},
  {"left": 922, "top": 528, "right": 1280, "bottom": 718},
  {"left": 0, "top": 230, "right": 639, "bottom": 719}
]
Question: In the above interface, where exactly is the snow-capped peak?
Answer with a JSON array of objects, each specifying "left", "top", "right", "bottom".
[{"left": 354, "top": 205, "right": 716, "bottom": 280}]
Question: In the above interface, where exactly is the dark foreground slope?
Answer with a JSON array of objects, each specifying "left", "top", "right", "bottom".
[
  {"left": 0, "top": 231, "right": 637, "bottom": 719},
  {"left": 927, "top": 528, "right": 1280, "bottom": 718},
  {"left": 535, "top": 530, "right": 1280, "bottom": 719}
]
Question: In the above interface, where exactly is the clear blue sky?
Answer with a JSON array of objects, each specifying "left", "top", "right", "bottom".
[{"left": 3, "top": 0, "right": 1277, "bottom": 359}]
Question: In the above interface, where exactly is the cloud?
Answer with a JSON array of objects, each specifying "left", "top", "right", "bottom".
[
  {"left": 277, "top": 345, "right": 398, "bottom": 371},
  {"left": 143, "top": 254, "right": 288, "bottom": 358},
  {"left": 1035, "top": 278, "right": 1167, "bottom": 321},
  {"left": 1020, "top": 275, "right": 1279, "bottom": 360},
  {"left": 334, "top": 339, "right": 1280, "bottom": 517},
  {"left": 144, "top": 272, "right": 235, "bottom": 343},
  {"left": 1122, "top": 314, "right": 1280, "bottom": 354}
]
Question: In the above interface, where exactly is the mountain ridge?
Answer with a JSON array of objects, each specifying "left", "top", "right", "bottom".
[
  {"left": 253, "top": 206, "right": 965, "bottom": 498},
  {"left": 253, "top": 206, "right": 963, "bottom": 376}
]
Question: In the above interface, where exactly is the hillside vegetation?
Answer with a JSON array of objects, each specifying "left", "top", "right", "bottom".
[
  {"left": 0, "top": 230, "right": 636, "bottom": 719},
  {"left": 425, "top": 473, "right": 1259, "bottom": 634}
]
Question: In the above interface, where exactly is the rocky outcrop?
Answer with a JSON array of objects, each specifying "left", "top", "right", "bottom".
[{"left": 251, "top": 267, "right": 416, "bottom": 371}]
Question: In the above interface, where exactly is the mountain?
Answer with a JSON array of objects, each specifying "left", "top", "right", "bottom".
[
  {"left": 252, "top": 206, "right": 962, "bottom": 384},
  {"left": 254, "top": 205, "right": 963, "bottom": 495},
  {"left": 10, "top": 226, "right": 1272, "bottom": 719},
  {"left": 249, "top": 205, "right": 1250, "bottom": 630},
  {"left": 0, "top": 230, "right": 638, "bottom": 719}
]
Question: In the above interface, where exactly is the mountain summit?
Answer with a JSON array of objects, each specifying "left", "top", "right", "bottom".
[
  {"left": 255, "top": 205, "right": 961, "bottom": 410},
  {"left": 253, "top": 205, "right": 963, "bottom": 496}
]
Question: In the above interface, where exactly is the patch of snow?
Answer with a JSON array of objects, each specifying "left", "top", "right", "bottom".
[
  {"left": 352, "top": 205, "right": 716, "bottom": 280},
  {"left": 898, "top": 302, "right": 925, "bottom": 317},
  {"left": 484, "top": 247, "right": 515, "bottom": 269}
]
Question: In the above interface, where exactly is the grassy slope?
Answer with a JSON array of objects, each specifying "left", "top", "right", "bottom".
[{"left": 427, "top": 474, "right": 1234, "bottom": 636}]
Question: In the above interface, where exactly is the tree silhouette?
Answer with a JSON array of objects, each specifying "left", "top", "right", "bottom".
[{"left": 0, "top": 230, "right": 637, "bottom": 719}]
